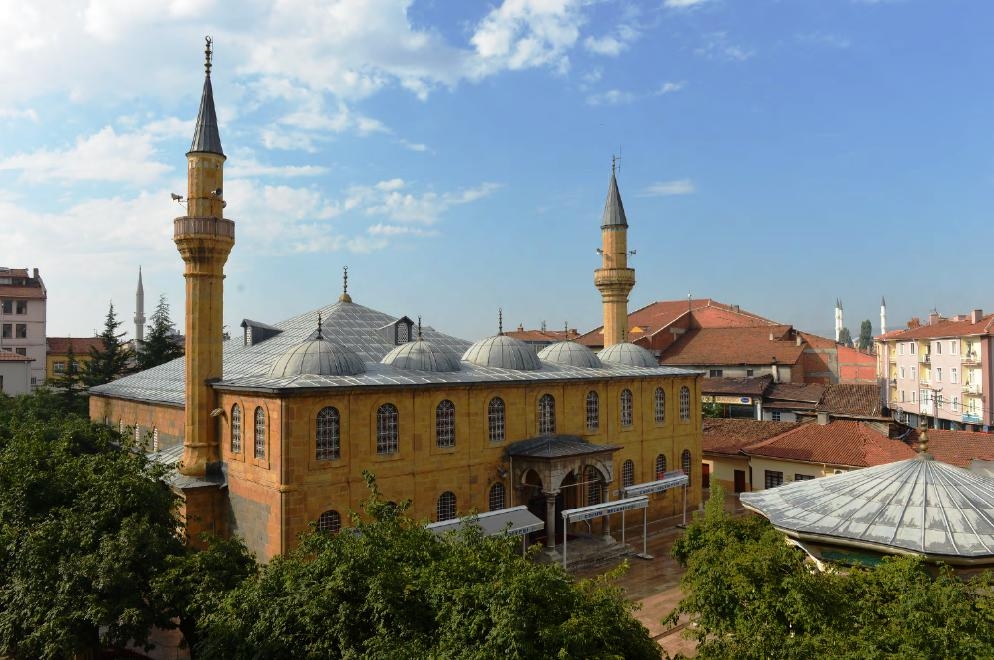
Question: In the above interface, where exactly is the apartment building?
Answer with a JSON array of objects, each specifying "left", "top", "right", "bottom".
[
  {"left": 877, "top": 309, "right": 993, "bottom": 430},
  {"left": 0, "top": 267, "right": 47, "bottom": 388}
]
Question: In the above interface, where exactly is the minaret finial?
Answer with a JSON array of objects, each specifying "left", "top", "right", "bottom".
[
  {"left": 417, "top": 316, "right": 423, "bottom": 339},
  {"left": 205, "top": 36, "right": 213, "bottom": 76},
  {"left": 338, "top": 265, "right": 352, "bottom": 303},
  {"left": 611, "top": 154, "right": 617, "bottom": 177},
  {"left": 316, "top": 311, "right": 323, "bottom": 339},
  {"left": 498, "top": 308, "right": 504, "bottom": 335}
]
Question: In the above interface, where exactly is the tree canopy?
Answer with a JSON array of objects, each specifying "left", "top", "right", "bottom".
[
  {"left": 45, "top": 337, "right": 87, "bottom": 416},
  {"left": 670, "top": 485, "right": 994, "bottom": 659},
  {"left": 82, "top": 301, "right": 131, "bottom": 386},
  {"left": 196, "top": 474, "right": 660, "bottom": 660},
  {"left": 837, "top": 326, "right": 853, "bottom": 347},
  {"left": 136, "top": 294, "right": 184, "bottom": 371},
  {"left": 858, "top": 319, "right": 873, "bottom": 350}
]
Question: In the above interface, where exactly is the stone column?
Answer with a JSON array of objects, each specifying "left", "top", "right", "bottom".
[
  {"left": 544, "top": 491, "right": 558, "bottom": 554},
  {"left": 600, "top": 484, "right": 612, "bottom": 540}
]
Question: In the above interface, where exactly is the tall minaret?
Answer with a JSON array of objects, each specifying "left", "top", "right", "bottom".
[
  {"left": 134, "top": 266, "right": 146, "bottom": 343},
  {"left": 834, "top": 298, "right": 844, "bottom": 342},
  {"left": 175, "top": 37, "right": 234, "bottom": 477},
  {"left": 593, "top": 157, "right": 635, "bottom": 347},
  {"left": 880, "top": 296, "right": 887, "bottom": 335}
]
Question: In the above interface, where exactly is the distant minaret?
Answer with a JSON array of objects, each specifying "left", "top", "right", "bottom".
[
  {"left": 593, "top": 157, "right": 635, "bottom": 347},
  {"left": 835, "top": 298, "right": 844, "bottom": 342},
  {"left": 175, "top": 37, "right": 234, "bottom": 477},
  {"left": 880, "top": 296, "right": 887, "bottom": 335},
  {"left": 134, "top": 266, "right": 146, "bottom": 343}
]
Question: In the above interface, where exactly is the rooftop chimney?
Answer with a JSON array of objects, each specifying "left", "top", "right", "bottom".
[
  {"left": 796, "top": 335, "right": 802, "bottom": 346},
  {"left": 817, "top": 411, "right": 829, "bottom": 425},
  {"left": 928, "top": 311, "right": 940, "bottom": 326},
  {"left": 971, "top": 309, "right": 983, "bottom": 324},
  {"left": 769, "top": 332, "right": 775, "bottom": 341}
]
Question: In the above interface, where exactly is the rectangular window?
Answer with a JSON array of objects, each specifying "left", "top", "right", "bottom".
[
  {"left": 899, "top": 343, "right": 904, "bottom": 355},
  {"left": 53, "top": 361, "right": 66, "bottom": 373},
  {"left": 951, "top": 368, "right": 958, "bottom": 384},
  {"left": 899, "top": 367, "right": 905, "bottom": 379},
  {"left": 0, "top": 300, "right": 10, "bottom": 314},
  {"left": 15, "top": 348, "right": 25, "bottom": 356},
  {"left": 764, "top": 470, "right": 784, "bottom": 489},
  {"left": 14, "top": 300, "right": 26, "bottom": 314},
  {"left": 1, "top": 324, "right": 9, "bottom": 339},
  {"left": 771, "top": 410, "right": 781, "bottom": 422},
  {"left": 746, "top": 369, "right": 754, "bottom": 377},
  {"left": 794, "top": 474, "right": 815, "bottom": 481},
  {"left": 936, "top": 368, "right": 942, "bottom": 382},
  {"left": 912, "top": 390, "right": 917, "bottom": 402},
  {"left": 935, "top": 342, "right": 942, "bottom": 355},
  {"left": 709, "top": 369, "right": 723, "bottom": 377},
  {"left": 14, "top": 324, "right": 26, "bottom": 339},
  {"left": 900, "top": 390, "right": 905, "bottom": 402},
  {"left": 911, "top": 366, "right": 916, "bottom": 380},
  {"left": 911, "top": 342, "right": 916, "bottom": 354},
  {"left": 951, "top": 341, "right": 957, "bottom": 354}
]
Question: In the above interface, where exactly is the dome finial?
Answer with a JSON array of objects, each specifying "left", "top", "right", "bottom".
[
  {"left": 204, "top": 36, "right": 212, "bottom": 76},
  {"left": 498, "top": 307, "right": 504, "bottom": 335},
  {"left": 417, "top": 315, "right": 423, "bottom": 339},
  {"left": 316, "top": 312, "right": 323, "bottom": 340},
  {"left": 338, "top": 265, "right": 352, "bottom": 303},
  {"left": 611, "top": 154, "right": 618, "bottom": 177}
]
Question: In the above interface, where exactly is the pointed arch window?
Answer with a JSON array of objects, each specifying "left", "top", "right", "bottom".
[
  {"left": 376, "top": 403, "right": 399, "bottom": 455},
  {"left": 620, "top": 389, "right": 633, "bottom": 428},
  {"left": 655, "top": 454, "right": 667, "bottom": 479},
  {"left": 316, "top": 406, "right": 340, "bottom": 461},
  {"left": 654, "top": 387, "right": 666, "bottom": 423},
  {"left": 681, "top": 449, "right": 692, "bottom": 485},
  {"left": 230, "top": 404, "right": 241, "bottom": 453},
  {"left": 538, "top": 394, "right": 556, "bottom": 435},
  {"left": 489, "top": 483, "right": 506, "bottom": 511},
  {"left": 437, "top": 491, "right": 457, "bottom": 522},
  {"left": 488, "top": 397, "right": 506, "bottom": 443},
  {"left": 585, "top": 391, "right": 599, "bottom": 431},
  {"left": 254, "top": 406, "right": 266, "bottom": 459},
  {"left": 679, "top": 386, "right": 691, "bottom": 421},
  {"left": 436, "top": 400, "right": 456, "bottom": 448},
  {"left": 622, "top": 459, "right": 635, "bottom": 488}
]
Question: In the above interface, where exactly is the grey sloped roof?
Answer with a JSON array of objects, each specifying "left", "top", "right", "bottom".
[
  {"left": 189, "top": 74, "right": 223, "bottom": 156},
  {"left": 538, "top": 341, "right": 603, "bottom": 368},
  {"left": 91, "top": 300, "right": 698, "bottom": 404},
  {"left": 601, "top": 173, "right": 628, "bottom": 228},
  {"left": 741, "top": 455, "right": 994, "bottom": 561},
  {"left": 268, "top": 338, "right": 365, "bottom": 378},
  {"left": 598, "top": 342, "right": 658, "bottom": 368},
  {"left": 506, "top": 435, "right": 620, "bottom": 458}
]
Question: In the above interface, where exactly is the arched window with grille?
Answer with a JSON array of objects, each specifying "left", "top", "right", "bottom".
[
  {"left": 585, "top": 466, "right": 601, "bottom": 506},
  {"left": 655, "top": 453, "right": 667, "bottom": 479},
  {"left": 317, "top": 510, "right": 341, "bottom": 534},
  {"left": 585, "top": 391, "right": 599, "bottom": 431},
  {"left": 679, "top": 386, "right": 691, "bottom": 421},
  {"left": 376, "top": 403, "right": 399, "bottom": 454},
  {"left": 436, "top": 399, "right": 455, "bottom": 448},
  {"left": 230, "top": 404, "right": 241, "bottom": 453},
  {"left": 681, "top": 449, "right": 692, "bottom": 485},
  {"left": 316, "top": 406, "right": 340, "bottom": 460},
  {"left": 488, "top": 482, "right": 506, "bottom": 511},
  {"left": 488, "top": 397, "right": 505, "bottom": 443},
  {"left": 436, "top": 491, "right": 457, "bottom": 521},
  {"left": 654, "top": 387, "right": 666, "bottom": 423},
  {"left": 620, "top": 389, "right": 633, "bottom": 427},
  {"left": 254, "top": 407, "right": 266, "bottom": 459},
  {"left": 538, "top": 394, "right": 556, "bottom": 435},
  {"left": 622, "top": 459, "right": 635, "bottom": 488}
]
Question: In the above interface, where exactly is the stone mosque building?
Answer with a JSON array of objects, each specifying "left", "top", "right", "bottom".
[{"left": 89, "top": 41, "right": 703, "bottom": 561}]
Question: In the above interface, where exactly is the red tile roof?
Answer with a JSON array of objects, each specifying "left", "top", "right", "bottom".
[
  {"left": 766, "top": 382, "right": 825, "bottom": 403},
  {"left": 879, "top": 313, "right": 994, "bottom": 340},
  {"left": 0, "top": 284, "right": 45, "bottom": 299},
  {"left": 816, "top": 384, "right": 884, "bottom": 418},
  {"left": 703, "top": 418, "right": 805, "bottom": 456},
  {"left": 659, "top": 326, "right": 805, "bottom": 366},
  {"left": 701, "top": 375, "right": 773, "bottom": 396},
  {"left": 918, "top": 429, "right": 994, "bottom": 468},
  {"left": 505, "top": 329, "right": 578, "bottom": 343},
  {"left": 47, "top": 337, "right": 103, "bottom": 355},
  {"left": 743, "top": 420, "right": 916, "bottom": 468},
  {"left": 0, "top": 349, "right": 32, "bottom": 362}
]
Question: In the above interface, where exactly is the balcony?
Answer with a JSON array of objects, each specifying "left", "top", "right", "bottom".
[
  {"left": 962, "top": 352, "right": 980, "bottom": 366},
  {"left": 963, "top": 383, "right": 982, "bottom": 396},
  {"left": 919, "top": 353, "right": 931, "bottom": 364}
]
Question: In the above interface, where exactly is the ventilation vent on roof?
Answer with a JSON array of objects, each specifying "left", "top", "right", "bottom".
[
  {"left": 240, "top": 319, "right": 283, "bottom": 347},
  {"left": 379, "top": 316, "right": 415, "bottom": 346}
]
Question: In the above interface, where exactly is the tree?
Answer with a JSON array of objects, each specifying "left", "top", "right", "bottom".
[
  {"left": 0, "top": 392, "right": 184, "bottom": 658},
  {"left": 82, "top": 301, "right": 131, "bottom": 386},
  {"left": 858, "top": 319, "right": 873, "bottom": 350},
  {"left": 837, "top": 326, "right": 853, "bottom": 347},
  {"left": 669, "top": 485, "right": 994, "bottom": 659},
  {"left": 46, "top": 337, "right": 86, "bottom": 415},
  {"left": 136, "top": 295, "right": 184, "bottom": 371},
  {"left": 196, "top": 473, "right": 661, "bottom": 659}
]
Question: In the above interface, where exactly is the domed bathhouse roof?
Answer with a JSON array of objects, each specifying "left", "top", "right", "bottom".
[
  {"left": 268, "top": 315, "right": 366, "bottom": 378},
  {"left": 462, "top": 334, "right": 542, "bottom": 371},
  {"left": 382, "top": 328, "right": 461, "bottom": 372},
  {"left": 538, "top": 340, "right": 603, "bottom": 368},
  {"left": 597, "top": 342, "right": 658, "bottom": 368}
]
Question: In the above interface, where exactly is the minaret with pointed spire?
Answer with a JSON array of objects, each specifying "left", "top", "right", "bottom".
[
  {"left": 175, "top": 37, "right": 234, "bottom": 477},
  {"left": 134, "top": 266, "right": 146, "bottom": 343},
  {"left": 594, "top": 157, "right": 635, "bottom": 347},
  {"left": 835, "top": 298, "right": 844, "bottom": 343},
  {"left": 880, "top": 296, "right": 887, "bottom": 335}
]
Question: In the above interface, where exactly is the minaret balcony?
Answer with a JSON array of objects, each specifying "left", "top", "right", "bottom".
[
  {"left": 594, "top": 267, "right": 635, "bottom": 289},
  {"left": 174, "top": 216, "right": 235, "bottom": 241}
]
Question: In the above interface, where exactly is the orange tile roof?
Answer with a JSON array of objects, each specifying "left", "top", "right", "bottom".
[
  {"left": 816, "top": 384, "right": 883, "bottom": 418},
  {"left": 919, "top": 429, "right": 994, "bottom": 468},
  {"left": 47, "top": 337, "right": 103, "bottom": 355},
  {"left": 0, "top": 349, "right": 32, "bottom": 362},
  {"left": 505, "top": 329, "right": 578, "bottom": 343},
  {"left": 879, "top": 313, "right": 994, "bottom": 340},
  {"left": 766, "top": 382, "right": 825, "bottom": 403},
  {"left": 743, "top": 420, "right": 916, "bottom": 468},
  {"left": 0, "top": 284, "right": 44, "bottom": 299},
  {"left": 703, "top": 418, "right": 805, "bottom": 456},
  {"left": 659, "top": 326, "right": 805, "bottom": 366},
  {"left": 701, "top": 375, "right": 773, "bottom": 396}
]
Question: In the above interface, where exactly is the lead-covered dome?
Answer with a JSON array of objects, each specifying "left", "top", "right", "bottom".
[
  {"left": 538, "top": 341, "right": 602, "bottom": 368},
  {"left": 382, "top": 338, "right": 461, "bottom": 372},
  {"left": 462, "top": 335, "right": 541, "bottom": 371},
  {"left": 597, "top": 342, "right": 658, "bottom": 368},
  {"left": 268, "top": 337, "right": 366, "bottom": 378}
]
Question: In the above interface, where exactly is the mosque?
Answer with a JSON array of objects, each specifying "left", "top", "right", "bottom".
[{"left": 89, "top": 40, "right": 703, "bottom": 560}]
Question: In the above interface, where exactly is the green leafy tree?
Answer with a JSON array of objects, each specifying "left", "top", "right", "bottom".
[
  {"left": 82, "top": 301, "right": 132, "bottom": 386},
  {"left": 837, "top": 326, "right": 853, "bottom": 347},
  {"left": 196, "top": 473, "right": 660, "bottom": 659},
  {"left": 702, "top": 399, "right": 724, "bottom": 418},
  {"left": 136, "top": 294, "right": 184, "bottom": 371},
  {"left": 858, "top": 319, "right": 873, "bottom": 350},
  {"left": 669, "top": 485, "right": 994, "bottom": 659},
  {"left": 46, "top": 337, "right": 87, "bottom": 415},
  {"left": 0, "top": 392, "right": 184, "bottom": 658}
]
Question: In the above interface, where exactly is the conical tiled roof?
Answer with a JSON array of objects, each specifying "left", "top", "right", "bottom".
[
  {"left": 601, "top": 172, "right": 627, "bottom": 228},
  {"left": 189, "top": 74, "right": 224, "bottom": 156},
  {"left": 741, "top": 454, "right": 994, "bottom": 562}
]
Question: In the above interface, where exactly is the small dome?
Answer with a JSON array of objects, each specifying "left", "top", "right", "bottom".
[
  {"left": 538, "top": 341, "right": 602, "bottom": 368},
  {"left": 462, "top": 335, "right": 541, "bottom": 371},
  {"left": 268, "top": 337, "right": 366, "bottom": 378},
  {"left": 597, "top": 342, "right": 658, "bottom": 368},
  {"left": 382, "top": 338, "right": 461, "bottom": 372}
]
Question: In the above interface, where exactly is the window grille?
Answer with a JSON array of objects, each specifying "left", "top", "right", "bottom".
[
  {"left": 488, "top": 483, "right": 506, "bottom": 511},
  {"left": 681, "top": 449, "right": 692, "bottom": 485},
  {"left": 586, "top": 466, "right": 601, "bottom": 506},
  {"left": 622, "top": 459, "right": 635, "bottom": 488},
  {"left": 654, "top": 387, "right": 666, "bottom": 423},
  {"left": 230, "top": 404, "right": 241, "bottom": 453},
  {"left": 679, "top": 386, "right": 691, "bottom": 421},
  {"left": 765, "top": 470, "right": 784, "bottom": 489},
  {"left": 620, "top": 389, "right": 633, "bottom": 427},
  {"left": 488, "top": 397, "right": 505, "bottom": 443},
  {"left": 538, "top": 394, "right": 556, "bottom": 435},
  {"left": 655, "top": 454, "right": 667, "bottom": 479},
  {"left": 376, "top": 403, "right": 399, "bottom": 454},
  {"left": 317, "top": 510, "right": 341, "bottom": 534},
  {"left": 436, "top": 491, "right": 456, "bottom": 521},
  {"left": 585, "top": 391, "right": 599, "bottom": 430},
  {"left": 436, "top": 400, "right": 455, "bottom": 448},
  {"left": 316, "top": 407, "right": 340, "bottom": 460},
  {"left": 254, "top": 407, "right": 266, "bottom": 459}
]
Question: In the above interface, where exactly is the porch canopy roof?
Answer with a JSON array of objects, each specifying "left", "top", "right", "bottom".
[
  {"left": 622, "top": 470, "right": 689, "bottom": 497},
  {"left": 426, "top": 506, "right": 544, "bottom": 538},
  {"left": 505, "top": 434, "right": 620, "bottom": 459}
]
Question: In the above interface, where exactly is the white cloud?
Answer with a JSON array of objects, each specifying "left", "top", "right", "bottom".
[
  {"left": 664, "top": 0, "right": 710, "bottom": 7},
  {"left": 399, "top": 139, "right": 428, "bottom": 152},
  {"left": 583, "top": 21, "right": 640, "bottom": 57},
  {"left": 695, "top": 32, "right": 754, "bottom": 62},
  {"left": 587, "top": 80, "right": 684, "bottom": 106},
  {"left": 469, "top": 0, "right": 584, "bottom": 76},
  {"left": 656, "top": 81, "right": 685, "bottom": 95},
  {"left": 640, "top": 179, "right": 695, "bottom": 196},
  {"left": 795, "top": 32, "right": 852, "bottom": 49}
]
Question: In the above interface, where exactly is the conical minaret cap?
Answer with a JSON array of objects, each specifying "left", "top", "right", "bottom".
[
  {"left": 601, "top": 169, "right": 628, "bottom": 228},
  {"left": 188, "top": 37, "right": 224, "bottom": 157}
]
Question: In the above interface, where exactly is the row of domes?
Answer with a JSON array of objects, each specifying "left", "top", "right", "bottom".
[{"left": 268, "top": 331, "right": 659, "bottom": 378}]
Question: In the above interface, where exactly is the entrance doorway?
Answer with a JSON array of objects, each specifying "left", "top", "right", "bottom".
[
  {"left": 734, "top": 469, "right": 746, "bottom": 493},
  {"left": 702, "top": 463, "right": 711, "bottom": 489}
]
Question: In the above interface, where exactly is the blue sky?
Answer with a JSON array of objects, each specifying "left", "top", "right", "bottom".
[{"left": 3, "top": 0, "right": 993, "bottom": 343}]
